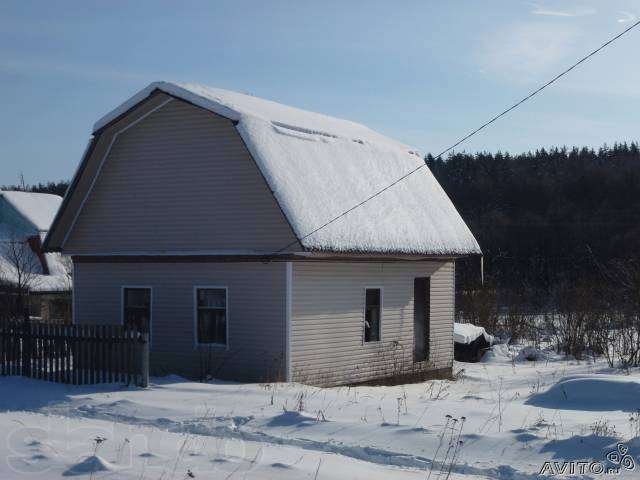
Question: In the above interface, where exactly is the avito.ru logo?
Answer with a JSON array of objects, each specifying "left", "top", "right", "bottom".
[{"left": 539, "top": 443, "right": 635, "bottom": 476}]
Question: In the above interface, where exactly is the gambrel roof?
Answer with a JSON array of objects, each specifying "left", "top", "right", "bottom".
[{"left": 56, "top": 82, "right": 481, "bottom": 256}]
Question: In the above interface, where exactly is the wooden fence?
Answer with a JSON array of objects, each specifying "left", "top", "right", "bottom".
[{"left": 0, "top": 320, "right": 149, "bottom": 387}]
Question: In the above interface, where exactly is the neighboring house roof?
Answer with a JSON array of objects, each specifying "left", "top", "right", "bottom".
[
  {"left": 0, "top": 191, "right": 62, "bottom": 231},
  {"left": 0, "top": 254, "right": 69, "bottom": 293},
  {"left": 77, "top": 82, "right": 481, "bottom": 255},
  {"left": 0, "top": 191, "right": 69, "bottom": 292}
]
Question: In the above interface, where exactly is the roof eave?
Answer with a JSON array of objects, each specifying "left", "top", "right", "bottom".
[
  {"left": 298, "top": 247, "right": 482, "bottom": 259},
  {"left": 44, "top": 90, "right": 170, "bottom": 253},
  {"left": 42, "top": 135, "right": 98, "bottom": 252}
]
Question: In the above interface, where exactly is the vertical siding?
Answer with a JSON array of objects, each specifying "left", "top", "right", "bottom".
[
  {"left": 47, "top": 93, "right": 174, "bottom": 250},
  {"left": 74, "top": 261, "right": 287, "bottom": 381},
  {"left": 290, "top": 261, "right": 454, "bottom": 386},
  {"left": 64, "top": 99, "right": 299, "bottom": 253}
]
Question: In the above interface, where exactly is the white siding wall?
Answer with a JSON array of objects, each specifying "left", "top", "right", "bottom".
[
  {"left": 290, "top": 261, "right": 454, "bottom": 386},
  {"left": 64, "top": 99, "right": 298, "bottom": 254},
  {"left": 74, "top": 261, "right": 287, "bottom": 381}
]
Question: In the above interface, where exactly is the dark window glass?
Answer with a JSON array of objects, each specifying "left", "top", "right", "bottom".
[
  {"left": 123, "top": 288, "right": 151, "bottom": 331},
  {"left": 50, "top": 298, "right": 72, "bottom": 322},
  {"left": 196, "top": 288, "right": 227, "bottom": 345},
  {"left": 364, "top": 288, "right": 381, "bottom": 342}
]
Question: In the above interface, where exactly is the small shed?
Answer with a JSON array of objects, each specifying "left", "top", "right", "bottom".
[{"left": 453, "top": 322, "right": 494, "bottom": 362}]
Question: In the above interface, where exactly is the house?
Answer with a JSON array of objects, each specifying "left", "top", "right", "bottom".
[
  {"left": 0, "top": 191, "right": 71, "bottom": 322},
  {"left": 44, "top": 82, "right": 481, "bottom": 386}
]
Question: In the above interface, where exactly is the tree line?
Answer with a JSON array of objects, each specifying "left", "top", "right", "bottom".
[
  {"left": 428, "top": 142, "right": 640, "bottom": 359},
  {"left": 1, "top": 181, "right": 69, "bottom": 198}
]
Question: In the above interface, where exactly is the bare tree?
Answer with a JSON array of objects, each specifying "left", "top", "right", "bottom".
[
  {"left": 0, "top": 235, "right": 43, "bottom": 320},
  {"left": 58, "top": 254, "right": 73, "bottom": 292},
  {"left": 601, "top": 259, "right": 640, "bottom": 368}
]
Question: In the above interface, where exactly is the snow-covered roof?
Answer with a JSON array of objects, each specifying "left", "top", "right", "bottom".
[
  {"left": 94, "top": 82, "right": 481, "bottom": 255},
  {"left": 0, "top": 253, "right": 70, "bottom": 293},
  {"left": 0, "top": 191, "right": 63, "bottom": 232},
  {"left": 0, "top": 191, "right": 68, "bottom": 292},
  {"left": 453, "top": 322, "right": 494, "bottom": 345}
]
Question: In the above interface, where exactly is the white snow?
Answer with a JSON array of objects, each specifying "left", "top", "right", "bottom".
[
  {"left": 0, "top": 251, "right": 69, "bottom": 293},
  {"left": 0, "top": 346, "right": 637, "bottom": 479},
  {"left": 0, "top": 191, "right": 69, "bottom": 292},
  {"left": 0, "top": 191, "right": 62, "bottom": 232},
  {"left": 93, "top": 82, "right": 481, "bottom": 255},
  {"left": 527, "top": 374, "right": 640, "bottom": 411},
  {"left": 62, "top": 455, "right": 118, "bottom": 476},
  {"left": 453, "top": 322, "right": 494, "bottom": 344}
]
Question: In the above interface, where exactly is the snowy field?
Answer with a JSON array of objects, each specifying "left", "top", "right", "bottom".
[{"left": 0, "top": 344, "right": 638, "bottom": 479}]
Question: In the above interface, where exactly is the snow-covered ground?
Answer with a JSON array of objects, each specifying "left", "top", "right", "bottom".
[{"left": 0, "top": 344, "right": 638, "bottom": 479}]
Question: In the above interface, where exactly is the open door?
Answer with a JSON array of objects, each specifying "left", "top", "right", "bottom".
[{"left": 414, "top": 277, "right": 430, "bottom": 362}]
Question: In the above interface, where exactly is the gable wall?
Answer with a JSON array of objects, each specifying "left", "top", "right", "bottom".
[
  {"left": 46, "top": 94, "right": 173, "bottom": 250},
  {"left": 63, "top": 97, "right": 299, "bottom": 254}
]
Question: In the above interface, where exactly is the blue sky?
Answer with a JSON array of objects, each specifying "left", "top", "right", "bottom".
[{"left": 1, "top": 0, "right": 639, "bottom": 186}]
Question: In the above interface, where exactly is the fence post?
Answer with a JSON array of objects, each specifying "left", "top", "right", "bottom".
[
  {"left": 138, "top": 331, "right": 149, "bottom": 388},
  {"left": 21, "top": 310, "right": 31, "bottom": 378}
]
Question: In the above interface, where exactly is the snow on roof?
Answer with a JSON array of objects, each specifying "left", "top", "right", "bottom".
[
  {"left": 0, "top": 191, "right": 63, "bottom": 232},
  {"left": 94, "top": 82, "right": 481, "bottom": 255},
  {"left": 0, "top": 192, "right": 68, "bottom": 291},
  {"left": 454, "top": 322, "right": 494, "bottom": 345},
  {"left": 0, "top": 250, "right": 70, "bottom": 293}
]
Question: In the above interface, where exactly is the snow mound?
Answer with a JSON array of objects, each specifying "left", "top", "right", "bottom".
[
  {"left": 480, "top": 343, "right": 513, "bottom": 363},
  {"left": 515, "top": 346, "right": 547, "bottom": 362},
  {"left": 266, "top": 410, "right": 318, "bottom": 427},
  {"left": 62, "top": 455, "right": 117, "bottom": 476},
  {"left": 454, "top": 322, "right": 494, "bottom": 345},
  {"left": 91, "top": 82, "right": 481, "bottom": 255},
  {"left": 527, "top": 375, "right": 640, "bottom": 411},
  {"left": 481, "top": 344, "right": 551, "bottom": 364}
]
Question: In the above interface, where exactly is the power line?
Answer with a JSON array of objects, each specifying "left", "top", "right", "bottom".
[{"left": 274, "top": 19, "right": 640, "bottom": 255}]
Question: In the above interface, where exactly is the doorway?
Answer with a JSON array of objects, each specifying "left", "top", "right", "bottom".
[{"left": 414, "top": 277, "right": 430, "bottom": 362}]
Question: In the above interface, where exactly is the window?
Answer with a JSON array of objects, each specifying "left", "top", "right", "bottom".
[
  {"left": 49, "top": 297, "right": 72, "bottom": 322},
  {"left": 195, "top": 288, "right": 227, "bottom": 345},
  {"left": 123, "top": 287, "right": 151, "bottom": 331},
  {"left": 413, "top": 277, "right": 430, "bottom": 362},
  {"left": 364, "top": 288, "right": 381, "bottom": 342}
]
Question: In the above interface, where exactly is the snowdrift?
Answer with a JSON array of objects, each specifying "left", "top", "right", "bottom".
[{"left": 527, "top": 374, "right": 640, "bottom": 411}]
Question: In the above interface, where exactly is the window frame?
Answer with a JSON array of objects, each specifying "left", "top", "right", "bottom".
[
  {"left": 193, "top": 285, "right": 229, "bottom": 349},
  {"left": 120, "top": 285, "right": 153, "bottom": 343},
  {"left": 362, "top": 286, "right": 383, "bottom": 344}
]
